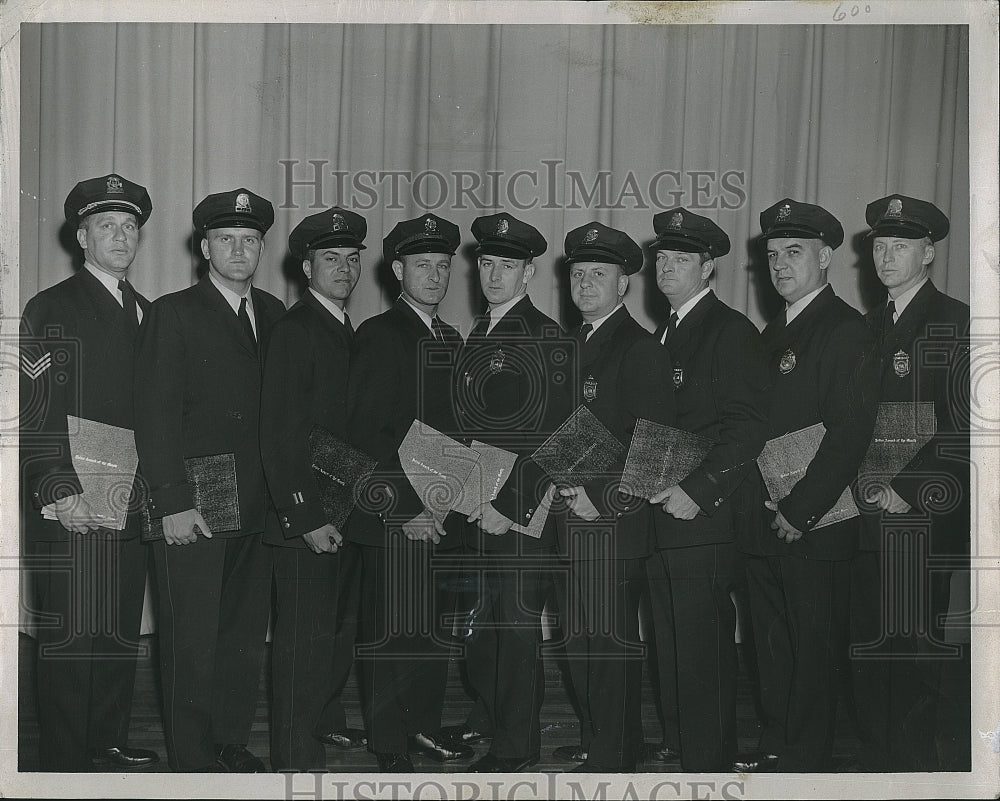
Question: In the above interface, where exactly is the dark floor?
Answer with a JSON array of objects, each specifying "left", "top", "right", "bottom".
[{"left": 16, "top": 632, "right": 869, "bottom": 774}]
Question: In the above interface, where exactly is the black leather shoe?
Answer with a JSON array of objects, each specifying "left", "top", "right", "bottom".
[
  {"left": 552, "top": 745, "right": 588, "bottom": 763},
  {"left": 90, "top": 746, "right": 159, "bottom": 769},
  {"left": 408, "top": 731, "right": 474, "bottom": 762},
  {"left": 438, "top": 724, "right": 491, "bottom": 744},
  {"left": 733, "top": 752, "right": 780, "bottom": 772},
  {"left": 643, "top": 742, "right": 681, "bottom": 763},
  {"left": 469, "top": 752, "right": 540, "bottom": 773},
  {"left": 316, "top": 728, "right": 368, "bottom": 750},
  {"left": 215, "top": 744, "right": 266, "bottom": 773},
  {"left": 376, "top": 752, "right": 414, "bottom": 772}
]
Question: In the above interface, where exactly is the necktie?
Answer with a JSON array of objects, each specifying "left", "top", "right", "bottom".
[
  {"left": 238, "top": 297, "right": 257, "bottom": 351},
  {"left": 431, "top": 317, "right": 446, "bottom": 342},
  {"left": 883, "top": 300, "right": 896, "bottom": 338},
  {"left": 118, "top": 280, "right": 139, "bottom": 331},
  {"left": 661, "top": 311, "right": 678, "bottom": 345},
  {"left": 578, "top": 322, "right": 593, "bottom": 343},
  {"left": 343, "top": 312, "right": 355, "bottom": 338}
]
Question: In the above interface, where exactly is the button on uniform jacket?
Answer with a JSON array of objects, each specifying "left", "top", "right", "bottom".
[
  {"left": 133, "top": 274, "right": 286, "bottom": 537},
  {"left": 562, "top": 305, "right": 675, "bottom": 560},
  {"left": 454, "top": 295, "right": 573, "bottom": 553},
  {"left": 860, "top": 280, "right": 970, "bottom": 554},
  {"left": 20, "top": 268, "right": 151, "bottom": 541},
  {"left": 342, "top": 298, "right": 464, "bottom": 549},
  {"left": 651, "top": 291, "right": 771, "bottom": 550},
  {"left": 740, "top": 284, "right": 878, "bottom": 560},
  {"left": 259, "top": 290, "right": 353, "bottom": 548}
]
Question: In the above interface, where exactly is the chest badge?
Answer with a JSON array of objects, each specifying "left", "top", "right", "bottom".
[
  {"left": 893, "top": 349, "right": 910, "bottom": 378},
  {"left": 489, "top": 347, "right": 505, "bottom": 374},
  {"left": 583, "top": 375, "right": 598, "bottom": 401},
  {"left": 778, "top": 349, "right": 797, "bottom": 374},
  {"left": 672, "top": 366, "right": 685, "bottom": 389}
]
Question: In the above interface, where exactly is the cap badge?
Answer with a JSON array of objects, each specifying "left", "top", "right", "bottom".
[
  {"left": 776, "top": 203, "right": 792, "bottom": 222},
  {"left": 672, "top": 366, "right": 685, "bottom": 389},
  {"left": 331, "top": 213, "right": 347, "bottom": 232},
  {"left": 106, "top": 175, "right": 124, "bottom": 194},
  {"left": 893, "top": 349, "right": 910, "bottom": 378},
  {"left": 887, "top": 198, "right": 903, "bottom": 218},
  {"left": 669, "top": 212, "right": 683, "bottom": 230},
  {"left": 424, "top": 216, "right": 438, "bottom": 233},
  {"left": 778, "top": 348, "right": 797, "bottom": 374},
  {"left": 583, "top": 228, "right": 599, "bottom": 244},
  {"left": 236, "top": 193, "right": 252, "bottom": 213},
  {"left": 583, "top": 375, "right": 598, "bottom": 402},
  {"left": 489, "top": 346, "right": 505, "bottom": 375},
  {"left": 496, "top": 218, "right": 510, "bottom": 236}
]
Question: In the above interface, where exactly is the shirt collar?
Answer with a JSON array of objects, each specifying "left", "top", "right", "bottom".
[
  {"left": 486, "top": 292, "right": 527, "bottom": 333},
  {"left": 400, "top": 294, "right": 436, "bottom": 333},
  {"left": 84, "top": 261, "right": 124, "bottom": 304},
  {"left": 308, "top": 287, "right": 346, "bottom": 325},
  {"left": 671, "top": 287, "right": 711, "bottom": 324},
  {"left": 209, "top": 271, "right": 253, "bottom": 316},
  {"left": 889, "top": 277, "right": 929, "bottom": 319},
  {"left": 585, "top": 303, "right": 624, "bottom": 337},
  {"left": 785, "top": 284, "right": 827, "bottom": 324}
]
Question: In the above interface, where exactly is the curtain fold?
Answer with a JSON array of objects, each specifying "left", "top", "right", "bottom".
[{"left": 21, "top": 22, "right": 969, "bottom": 330}]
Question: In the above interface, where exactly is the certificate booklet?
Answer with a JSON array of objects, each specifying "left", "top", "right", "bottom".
[
  {"left": 56, "top": 415, "right": 139, "bottom": 531},
  {"left": 398, "top": 420, "right": 478, "bottom": 525},
  {"left": 530, "top": 404, "right": 624, "bottom": 487},
  {"left": 756, "top": 423, "right": 859, "bottom": 529},
  {"left": 619, "top": 419, "right": 714, "bottom": 499},
  {"left": 141, "top": 453, "right": 241, "bottom": 541},
  {"left": 857, "top": 401, "right": 937, "bottom": 499},
  {"left": 309, "top": 425, "right": 378, "bottom": 528}
]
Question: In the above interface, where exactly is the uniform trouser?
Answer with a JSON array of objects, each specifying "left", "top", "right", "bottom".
[
  {"left": 312, "top": 541, "right": 364, "bottom": 736},
  {"left": 30, "top": 532, "right": 147, "bottom": 772},
  {"left": 151, "top": 533, "right": 272, "bottom": 771},
  {"left": 464, "top": 554, "right": 551, "bottom": 760},
  {"left": 270, "top": 545, "right": 344, "bottom": 771},
  {"left": 745, "top": 554, "right": 850, "bottom": 772},
  {"left": 550, "top": 555, "right": 646, "bottom": 771},
  {"left": 647, "top": 544, "right": 740, "bottom": 772},
  {"left": 357, "top": 540, "right": 458, "bottom": 754},
  {"left": 849, "top": 545, "right": 970, "bottom": 771}
]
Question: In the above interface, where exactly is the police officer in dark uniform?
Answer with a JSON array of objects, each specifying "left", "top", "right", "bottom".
[
  {"left": 260, "top": 208, "right": 368, "bottom": 771},
  {"left": 735, "top": 198, "right": 877, "bottom": 772},
  {"left": 343, "top": 213, "right": 474, "bottom": 772},
  {"left": 850, "top": 195, "right": 970, "bottom": 771},
  {"left": 134, "top": 189, "right": 285, "bottom": 772},
  {"left": 643, "top": 210, "right": 770, "bottom": 772},
  {"left": 454, "top": 212, "right": 573, "bottom": 773},
  {"left": 19, "top": 174, "right": 158, "bottom": 771},
  {"left": 550, "top": 221, "right": 675, "bottom": 773}
]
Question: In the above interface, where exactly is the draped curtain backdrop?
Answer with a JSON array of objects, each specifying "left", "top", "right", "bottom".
[
  {"left": 20, "top": 23, "right": 969, "bottom": 330},
  {"left": 17, "top": 23, "right": 969, "bottom": 633}
]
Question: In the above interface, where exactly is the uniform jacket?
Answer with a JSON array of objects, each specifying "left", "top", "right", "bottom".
[
  {"left": 859, "top": 280, "right": 970, "bottom": 553},
  {"left": 133, "top": 274, "right": 285, "bottom": 538},
  {"left": 20, "top": 267, "right": 151, "bottom": 542},
  {"left": 342, "top": 297, "right": 464, "bottom": 549},
  {"left": 740, "top": 284, "right": 877, "bottom": 561},
  {"left": 453, "top": 295, "right": 573, "bottom": 554},
  {"left": 651, "top": 291, "right": 771, "bottom": 550},
  {"left": 260, "top": 290, "right": 353, "bottom": 548},
  {"left": 560, "top": 305, "right": 675, "bottom": 560}
]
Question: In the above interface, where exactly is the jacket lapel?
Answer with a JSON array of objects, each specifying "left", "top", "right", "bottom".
[{"left": 196, "top": 276, "right": 257, "bottom": 358}]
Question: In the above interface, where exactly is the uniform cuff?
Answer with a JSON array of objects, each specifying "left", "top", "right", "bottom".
[
  {"left": 28, "top": 468, "right": 84, "bottom": 508},
  {"left": 147, "top": 482, "right": 196, "bottom": 519},
  {"left": 275, "top": 500, "right": 330, "bottom": 539}
]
